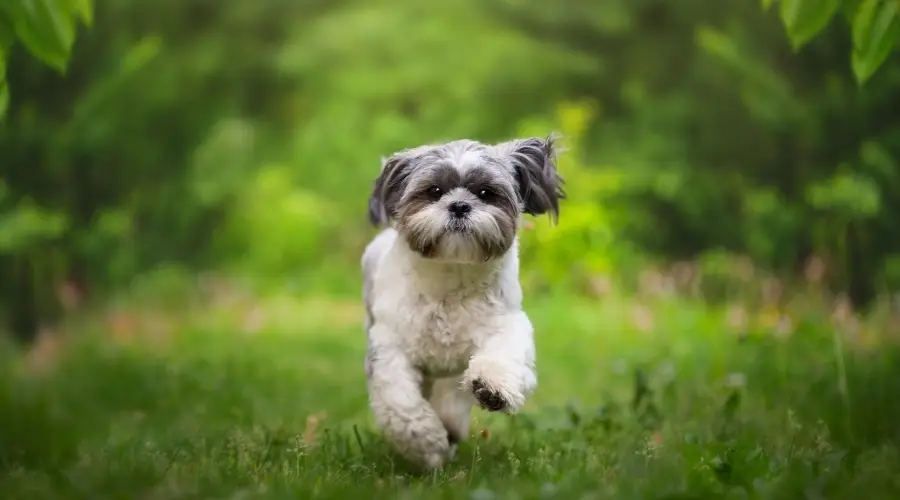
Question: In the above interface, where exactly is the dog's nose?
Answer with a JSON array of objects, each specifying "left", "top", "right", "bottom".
[{"left": 448, "top": 201, "right": 471, "bottom": 218}]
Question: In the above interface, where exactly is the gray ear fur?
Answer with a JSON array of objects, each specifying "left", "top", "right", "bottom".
[
  {"left": 367, "top": 154, "right": 413, "bottom": 226},
  {"left": 504, "top": 135, "right": 565, "bottom": 223}
]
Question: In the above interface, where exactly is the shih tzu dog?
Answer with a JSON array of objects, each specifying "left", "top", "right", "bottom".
[{"left": 361, "top": 135, "right": 564, "bottom": 470}]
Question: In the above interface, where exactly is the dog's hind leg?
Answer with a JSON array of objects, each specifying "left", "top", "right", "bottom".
[{"left": 427, "top": 376, "right": 473, "bottom": 457}]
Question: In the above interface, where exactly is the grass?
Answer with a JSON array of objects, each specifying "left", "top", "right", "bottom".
[{"left": 2, "top": 285, "right": 900, "bottom": 499}]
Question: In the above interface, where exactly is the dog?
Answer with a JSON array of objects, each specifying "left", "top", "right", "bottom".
[{"left": 361, "top": 135, "right": 564, "bottom": 469}]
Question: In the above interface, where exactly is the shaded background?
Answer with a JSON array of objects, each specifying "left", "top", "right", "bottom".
[{"left": 3, "top": 0, "right": 900, "bottom": 339}]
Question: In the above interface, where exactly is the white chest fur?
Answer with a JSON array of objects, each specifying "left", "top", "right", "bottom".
[{"left": 364, "top": 229, "right": 523, "bottom": 377}]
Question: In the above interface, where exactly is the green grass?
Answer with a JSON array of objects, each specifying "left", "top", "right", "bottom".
[{"left": 2, "top": 292, "right": 899, "bottom": 499}]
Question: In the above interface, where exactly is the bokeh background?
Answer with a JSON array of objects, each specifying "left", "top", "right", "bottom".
[
  {"left": 2, "top": 0, "right": 900, "bottom": 497},
  {"left": 4, "top": 0, "right": 900, "bottom": 329}
]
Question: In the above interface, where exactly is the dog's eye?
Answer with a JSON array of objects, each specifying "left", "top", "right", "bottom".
[
  {"left": 476, "top": 188, "right": 495, "bottom": 201},
  {"left": 426, "top": 186, "right": 443, "bottom": 200}
]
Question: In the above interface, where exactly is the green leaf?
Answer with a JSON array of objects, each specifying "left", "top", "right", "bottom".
[
  {"left": 851, "top": 26, "right": 899, "bottom": 83},
  {"left": 762, "top": 0, "right": 776, "bottom": 11},
  {"left": 121, "top": 35, "right": 162, "bottom": 73},
  {"left": 64, "top": 0, "right": 93, "bottom": 27},
  {"left": 851, "top": 0, "right": 900, "bottom": 84},
  {"left": 865, "top": 0, "right": 898, "bottom": 48},
  {"left": 3, "top": 0, "right": 77, "bottom": 73},
  {"left": 0, "top": 202, "right": 69, "bottom": 253},
  {"left": 779, "top": 0, "right": 841, "bottom": 49},
  {"left": 852, "top": 0, "right": 881, "bottom": 51},
  {"left": 806, "top": 173, "right": 881, "bottom": 218}
]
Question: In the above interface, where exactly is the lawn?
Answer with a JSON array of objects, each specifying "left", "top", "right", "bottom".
[{"left": 1, "top": 285, "right": 899, "bottom": 499}]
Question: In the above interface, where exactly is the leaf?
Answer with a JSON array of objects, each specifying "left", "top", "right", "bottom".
[
  {"left": 762, "top": 0, "right": 777, "bottom": 11},
  {"left": 851, "top": 30, "right": 898, "bottom": 83},
  {"left": 851, "top": 0, "right": 900, "bottom": 84},
  {"left": 852, "top": 0, "right": 881, "bottom": 51},
  {"left": 0, "top": 202, "right": 69, "bottom": 253},
  {"left": 121, "top": 35, "right": 162, "bottom": 74},
  {"left": 865, "top": 0, "right": 899, "bottom": 50},
  {"left": 3, "top": 0, "right": 77, "bottom": 73},
  {"left": 805, "top": 173, "right": 881, "bottom": 218},
  {"left": 779, "top": 0, "right": 841, "bottom": 49},
  {"left": 68, "top": 0, "right": 93, "bottom": 27}
]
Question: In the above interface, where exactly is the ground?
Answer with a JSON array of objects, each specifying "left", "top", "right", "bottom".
[{"left": 1, "top": 285, "right": 899, "bottom": 499}]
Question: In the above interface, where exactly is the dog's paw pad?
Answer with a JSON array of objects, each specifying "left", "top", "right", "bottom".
[{"left": 471, "top": 379, "right": 508, "bottom": 412}]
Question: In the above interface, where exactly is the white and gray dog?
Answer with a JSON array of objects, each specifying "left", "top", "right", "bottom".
[{"left": 361, "top": 135, "right": 564, "bottom": 469}]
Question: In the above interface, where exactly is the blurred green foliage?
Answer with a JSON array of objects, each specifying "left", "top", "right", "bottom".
[
  {"left": 0, "top": 0, "right": 94, "bottom": 116},
  {"left": 764, "top": 0, "right": 900, "bottom": 83},
  {"left": 3, "top": 0, "right": 900, "bottom": 339}
]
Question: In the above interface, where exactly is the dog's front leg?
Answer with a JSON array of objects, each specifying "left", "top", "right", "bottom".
[
  {"left": 366, "top": 336, "right": 452, "bottom": 469},
  {"left": 463, "top": 311, "right": 537, "bottom": 414}
]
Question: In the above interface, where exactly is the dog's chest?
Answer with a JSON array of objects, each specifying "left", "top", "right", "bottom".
[{"left": 398, "top": 293, "right": 495, "bottom": 376}]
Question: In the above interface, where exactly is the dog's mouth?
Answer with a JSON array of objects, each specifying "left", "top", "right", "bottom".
[{"left": 445, "top": 220, "right": 472, "bottom": 234}]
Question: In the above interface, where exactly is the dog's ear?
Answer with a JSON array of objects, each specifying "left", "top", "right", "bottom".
[
  {"left": 367, "top": 153, "right": 414, "bottom": 226},
  {"left": 497, "top": 135, "right": 565, "bottom": 223}
]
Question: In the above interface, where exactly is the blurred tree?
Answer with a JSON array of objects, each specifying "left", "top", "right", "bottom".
[
  {"left": 1, "top": 0, "right": 92, "bottom": 342},
  {"left": 3, "top": 0, "right": 900, "bottom": 341},
  {"left": 1, "top": 0, "right": 93, "bottom": 117},
  {"left": 490, "top": 0, "right": 900, "bottom": 306},
  {"left": 1, "top": 0, "right": 335, "bottom": 341}
]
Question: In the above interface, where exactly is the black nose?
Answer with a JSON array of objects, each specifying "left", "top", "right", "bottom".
[{"left": 448, "top": 201, "right": 471, "bottom": 218}]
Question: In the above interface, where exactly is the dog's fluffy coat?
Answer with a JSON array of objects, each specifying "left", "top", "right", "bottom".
[{"left": 361, "top": 136, "right": 563, "bottom": 469}]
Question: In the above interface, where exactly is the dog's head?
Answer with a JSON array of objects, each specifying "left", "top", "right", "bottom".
[{"left": 367, "top": 136, "right": 564, "bottom": 263}]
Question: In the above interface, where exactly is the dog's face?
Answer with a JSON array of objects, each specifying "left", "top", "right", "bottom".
[{"left": 368, "top": 137, "right": 564, "bottom": 263}]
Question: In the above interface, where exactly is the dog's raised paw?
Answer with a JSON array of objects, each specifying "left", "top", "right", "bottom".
[{"left": 471, "top": 379, "right": 508, "bottom": 412}]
